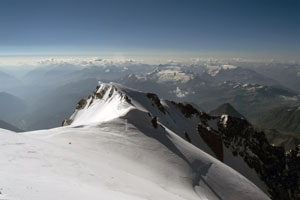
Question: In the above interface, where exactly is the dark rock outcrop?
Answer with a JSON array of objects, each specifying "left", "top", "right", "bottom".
[
  {"left": 198, "top": 114, "right": 300, "bottom": 200},
  {"left": 147, "top": 93, "right": 165, "bottom": 114}
]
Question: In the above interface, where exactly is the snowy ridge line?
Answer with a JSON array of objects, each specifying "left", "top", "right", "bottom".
[
  {"left": 61, "top": 82, "right": 270, "bottom": 198},
  {"left": 1, "top": 81, "right": 271, "bottom": 200}
]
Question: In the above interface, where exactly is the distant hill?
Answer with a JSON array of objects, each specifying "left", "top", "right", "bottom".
[
  {"left": 0, "top": 92, "right": 27, "bottom": 129},
  {"left": 209, "top": 103, "right": 245, "bottom": 119},
  {"left": 254, "top": 105, "right": 300, "bottom": 133},
  {"left": 0, "top": 92, "right": 26, "bottom": 116},
  {"left": 0, "top": 120, "right": 23, "bottom": 132},
  {"left": 263, "top": 129, "right": 300, "bottom": 151},
  {"left": 250, "top": 63, "right": 300, "bottom": 93},
  {"left": 22, "top": 78, "right": 99, "bottom": 130},
  {"left": 0, "top": 70, "right": 21, "bottom": 91}
]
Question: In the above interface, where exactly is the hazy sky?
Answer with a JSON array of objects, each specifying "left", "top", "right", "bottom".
[{"left": 0, "top": 0, "right": 299, "bottom": 60}]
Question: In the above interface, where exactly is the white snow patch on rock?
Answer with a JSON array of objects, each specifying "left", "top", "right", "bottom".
[
  {"left": 220, "top": 114, "right": 229, "bottom": 128},
  {"left": 174, "top": 87, "right": 189, "bottom": 98}
]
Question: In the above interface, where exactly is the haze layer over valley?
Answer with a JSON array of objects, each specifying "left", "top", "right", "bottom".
[{"left": 1, "top": 58, "right": 300, "bottom": 134}]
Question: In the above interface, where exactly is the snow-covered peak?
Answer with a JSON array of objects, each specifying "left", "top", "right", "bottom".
[
  {"left": 222, "top": 64, "right": 238, "bottom": 69},
  {"left": 127, "top": 68, "right": 194, "bottom": 83},
  {"left": 63, "top": 82, "right": 135, "bottom": 126},
  {"left": 155, "top": 69, "right": 193, "bottom": 83},
  {"left": 61, "top": 82, "right": 299, "bottom": 199},
  {"left": 63, "top": 81, "right": 177, "bottom": 127},
  {"left": 206, "top": 64, "right": 239, "bottom": 76}
]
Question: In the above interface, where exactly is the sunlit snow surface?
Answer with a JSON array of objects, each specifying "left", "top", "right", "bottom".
[{"left": 0, "top": 83, "right": 270, "bottom": 200}]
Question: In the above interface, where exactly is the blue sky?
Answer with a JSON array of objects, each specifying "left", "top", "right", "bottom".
[{"left": 0, "top": 0, "right": 299, "bottom": 59}]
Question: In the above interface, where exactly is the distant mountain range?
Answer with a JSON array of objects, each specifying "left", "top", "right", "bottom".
[
  {"left": 0, "top": 92, "right": 26, "bottom": 123},
  {"left": 0, "top": 120, "right": 23, "bottom": 132},
  {"left": 204, "top": 64, "right": 279, "bottom": 86},
  {"left": 0, "top": 70, "right": 22, "bottom": 92},
  {"left": 248, "top": 62, "right": 300, "bottom": 93},
  {"left": 263, "top": 129, "right": 300, "bottom": 151},
  {"left": 254, "top": 105, "right": 300, "bottom": 133},
  {"left": 121, "top": 66, "right": 300, "bottom": 120},
  {"left": 1, "top": 77, "right": 300, "bottom": 199},
  {"left": 1, "top": 62, "right": 300, "bottom": 150}
]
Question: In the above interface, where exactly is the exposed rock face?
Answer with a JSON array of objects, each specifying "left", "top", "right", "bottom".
[
  {"left": 154, "top": 99, "right": 300, "bottom": 199},
  {"left": 151, "top": 116, "right": 158, "bottom": 128},
  {"left": 184, "top": 132, "right": 192, "bottom": 143},
  {"left": 197, "top": 114, "right": 300, "bottom": 200},
  {"left": 61, "top": 118, "right": 73, "bottom": 126},
  {"left": 170, "top": 101, "right": 199, "bottom": 118},
  {"left": 76, "top": 98, "right": 87, "bottom": 109},
  {"left": 197, "top": 124, "right": 224, "bottom": 161},
  {"left": 147, "top": 93, "right": 165, "bottom": 114}
]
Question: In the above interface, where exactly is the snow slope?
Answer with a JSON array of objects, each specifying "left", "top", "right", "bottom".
[
  {"left": 64, "top": 82, "right": 267, "bottom": 191},
  {"left": 0, "top": 82, "right": 270, "bottom": 200}
]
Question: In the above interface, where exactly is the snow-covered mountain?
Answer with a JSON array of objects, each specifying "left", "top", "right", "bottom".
[
  {"left": 204, "top": 64, "right": 278, "bottom": 86},
  {"left": 0, "top": 82, "right": 270, "bottom": 200},
  {"left": 62, "top": 82, "right": 300, "bottom": 200},
  {"left": 4, "top": 63, "right": 298, "bottom": 131}
]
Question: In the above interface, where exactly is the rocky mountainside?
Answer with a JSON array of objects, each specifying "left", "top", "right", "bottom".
[
  {"left": 198, "top": 114, "right": 300, "bottom": 200},
  {"left": 63, "top": 82, "right": 300, "bottom": 200}
]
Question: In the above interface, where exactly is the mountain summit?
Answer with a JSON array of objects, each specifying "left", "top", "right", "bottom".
[
  {"left": 62, "top": 82, "right": 300, "bottom": 200},
  {"left": 0, "top": 82, "right": 270, "bottom": 200},
  {"left": 2, "top": 82, "right": 300, "bottom": 199}
]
